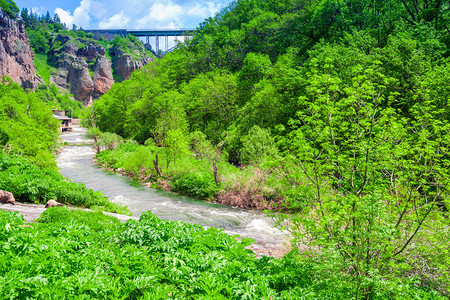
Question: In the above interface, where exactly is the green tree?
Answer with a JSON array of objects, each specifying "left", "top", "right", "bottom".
[
  {"left": 284, "top": 60, "right": 449, "bottom": 298},
  {"left": 165, "top": 129, "right": 189, "bottom": 168},
  {"left": 182, "top": 71, "right": 238, "bottom": 143},
  {"left": 100, "top": 132, "right": 123, "bottom": 151},
  {"left": 0, "top": 0, "right": 19, "bottom": 18},
  {"left": 241, "top": 125, "right": 278, "bottom": 165}
]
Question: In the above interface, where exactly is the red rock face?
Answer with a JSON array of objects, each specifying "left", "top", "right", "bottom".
[
  {"left": 49, "top": 37, "right": 117, "bottom": 106},
  {"left": 0, "top": 10, "right": 36, "bottom": 90},
  {"left": 77, "top": 43, "right": 105, "bottom": 61},
  {"left": 93, "top": 56, "right": 114, "bottom": 98}
]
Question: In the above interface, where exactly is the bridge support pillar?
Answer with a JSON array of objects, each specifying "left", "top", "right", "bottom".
[
  {"left": 165, "top": 35, "right": 168, "bottom": 52},
  {"left": 155, "top": 35, "right": 159, "bottom": 52}
]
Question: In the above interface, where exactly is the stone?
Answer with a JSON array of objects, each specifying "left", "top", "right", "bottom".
[
  {"left": 63, "top": 42, "right": 78, "bottom": 56},
  {"left": 0, "top": 190, "right": 15, "bottom": 205},
  {"left": 45, "top": 199, "right": 63, "bottom": 208},
  {"left": 67, "top": 57, "right": 94, "bottom": 106},
  {"left": 77, "top": 43, "right": 105, "bottom": 61}
]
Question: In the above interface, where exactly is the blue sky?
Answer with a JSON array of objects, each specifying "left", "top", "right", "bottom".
[{"left": 14, "top": 0, "right": 232, "bottom": 29}]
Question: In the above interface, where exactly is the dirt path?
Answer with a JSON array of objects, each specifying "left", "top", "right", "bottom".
[{"left": 0, "top": 202, "right": 138, "bottom": 223}]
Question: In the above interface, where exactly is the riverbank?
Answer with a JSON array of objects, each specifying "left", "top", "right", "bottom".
[
  {"left": 0, "top": 207, "right": 308, "bottom": 298},
  {"left": 0, "top": 202, "right": 137, "bottom": 223},
  {"left": 95, "top": 158, "right": 286, "bottom": 211},
  {"left": 93, "top": 160, "right": 291, "bottom": 258},
  {"left": 0, "top": 202, "right": 288, "bottom": 258},
  {"left": 57, "top": 126, "right": 290, "bottom": 258},
  {"left": 94, "top": 141, "right": 294, "bottom": 213}
]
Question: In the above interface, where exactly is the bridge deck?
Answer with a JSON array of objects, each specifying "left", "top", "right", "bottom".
[
  {"left": 84, "top": 28, "right": 196, "bottom": 53},
  {"left": 127, "top": 29, "right": 195, "bottom": 36}
]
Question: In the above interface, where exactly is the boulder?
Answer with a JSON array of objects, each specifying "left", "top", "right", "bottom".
[
  {"left": 67, "top": 58, "right": 94, "bottom": 106},
  {"left": 45, "top": 199, "right": 63, "bottom": 208},
  {"left": 0, "top": 190, "right": 15, "bottom": 205},
  {"left": 51, "top": 55, "right": 94, "bottom": 106}
]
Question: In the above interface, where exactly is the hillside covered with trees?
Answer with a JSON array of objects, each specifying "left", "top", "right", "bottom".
[{"left": 89, "top": 0, "right": 450, "bottom": 297}]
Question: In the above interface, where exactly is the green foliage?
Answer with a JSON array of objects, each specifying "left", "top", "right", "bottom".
[
  {"left": 28, "top": 28, "right": 52, "bottom": 54},
  {"left": 100, "top": 132, "right": 123, "bottom": 151},
  {"left": 34, "top": 53, "right": 55, "bottom": 84},
  {"left": 87, "top": 0, "right": 450, "bottom": 296},
  {"left": 165, "top": 128, "right": 189, "bottom": 168},
  {"left": 35, "top": 83, "right": 85, "bottom": 118},
  {"left": 0, "top": 206, "right": 441, "bottom": 299},
  {"left": 240, "top": 125, "right": 278, "bottom": 165},
  {"left": 110, "top": 34, "right": 152, "bottom": 61},
  {"left": 0, "top": 0, "right": 18, "bottom": 18},
  {"left": 172, "top": 172, "right": 220, "bottom": 200},
  {"left": 38, "top": 206, "right": 120, "bottom": 230},
  {"left": 0, "top": 154, "right": 129, "bottom": 214},
  {"left": 0, "top": 77, "right": 59, "bottom": 168}
]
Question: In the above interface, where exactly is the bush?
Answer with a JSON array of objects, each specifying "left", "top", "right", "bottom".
[
  {"left": 240, "top": 125, "right": 278, "bottom": 165},
  {"left": 172, "top": 172, "right": 220, "bottom": 200}
]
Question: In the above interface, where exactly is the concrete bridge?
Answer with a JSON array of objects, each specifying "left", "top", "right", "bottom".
[{"left": 85, "top": 29, "right": 195, "bottom": 53}]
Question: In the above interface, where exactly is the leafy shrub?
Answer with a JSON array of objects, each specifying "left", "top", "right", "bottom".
[
  {"left": 0, "top": 210, "right": 24, "bottom": 227},
  {"left": 100, "top": 132, "right": 123, "bottom": 150},
  {"left": 0, "top": 78, "right": 60, "bottom": 169},
  {"left": 38, "top": 206, "right": 120, "bottom": 230},
  {"left": 0, "top": 154, "right": 129, "bottom": 214},
  {"left": 172, "top": 172, "right": 220, "bottom": 199},
  {"left": 0, "top": 204, "right": 443, "bottom": 298},
  {"left": 240, "top": 125, "right": 278, "bottom": 165}
]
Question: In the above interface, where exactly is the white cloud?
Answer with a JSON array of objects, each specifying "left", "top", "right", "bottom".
[
  {"left": 31, "top": 7, "right": 46, "bottom": 16},
  {"left": 136, "top": 2, "right": 184, "bottom": 28},
  {"left": 53, "top": 0, "right": 227, "bottom": 30},
  {"left": 99, "top": 12, "right": 130, "bottom": 29},
  {"left": 54, "top": 7, "right": 74, "bottom": 27},
  {"left": 55, "top": 0, "right": 92, "bottom": 29},
  {"left": 187, "top": 2, "right": 222, "bottom": 18}
]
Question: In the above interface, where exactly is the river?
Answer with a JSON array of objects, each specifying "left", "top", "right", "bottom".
[{"left": 56, "top": 126, "right": 288, "bottom": 256}]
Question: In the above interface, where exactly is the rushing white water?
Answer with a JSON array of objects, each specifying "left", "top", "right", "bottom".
[{"left": 56, "top": 126, "right": 287, "bottom": 251}]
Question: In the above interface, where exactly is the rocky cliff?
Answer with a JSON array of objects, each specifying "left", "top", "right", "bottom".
[
  {"left": 112, "top": 46, "right": 152, "bottom": 81},
  {"left": 47, "top": 34, "right": 152, "bottom": 106},
  {"left": 0, "top": 10, "right": 36, "bottom": 90}
]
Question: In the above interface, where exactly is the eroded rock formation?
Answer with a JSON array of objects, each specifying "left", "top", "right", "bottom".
[
  {"left": 48, "top": 34, "right": 152, "bottom": 106},
  {"left": 0, "top": 10, "right": 36, "bottom": 90},
  {"left": 93, "top": 56, "right": 114, "bottom": 98}
]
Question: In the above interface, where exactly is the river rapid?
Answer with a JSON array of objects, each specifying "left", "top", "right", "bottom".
[{"left": 56, "top": 126, "right": 288, "bottom": 256}]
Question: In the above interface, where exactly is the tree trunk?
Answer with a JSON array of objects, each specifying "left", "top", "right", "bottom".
[
  {"left": 212, "top": 162, "right": 220, "bottom": 184},
  {"left": 153, "top": 154, "right": 162, "bottom": 177}
]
